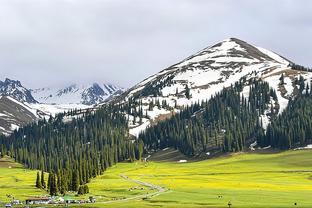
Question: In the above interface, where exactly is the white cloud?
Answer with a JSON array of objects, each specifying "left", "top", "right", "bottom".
[{"left": 0, "top": 0, "right": 311, "bottom": 88}]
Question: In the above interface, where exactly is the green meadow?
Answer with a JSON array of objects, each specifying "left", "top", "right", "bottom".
[
  {"left": 86, "top": 149, "right": 312, "bottom": 208},
  {"left": 1, "top": 150, "right": 312, "bottom": 207},
  {"left": 0, "top": 156, "right": 46, "bottom": 203}
]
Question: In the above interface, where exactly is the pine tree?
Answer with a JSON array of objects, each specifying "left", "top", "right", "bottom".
[
  {"left": 36, "top": 172, "right": 42, "bottom": 188},
  {"left": 47, "top": 172, "right": 51, "bottom": 191},
  {"left": 41, "top": 170, "right": 46, "bottom": 189},
  {"left": 185, "top": 85, "right": 191, "bottom": 99},
  {"left": 72, "top": 170, "right": 80, "bottom": 192},
  {"left": 279, "top": 73, "right": 285, "bottom": 85},
  {"left": 49, "top": 173, "right": 58, "bottom": 196},
  {"left": 0, "top": 145, "right": 5, "bottom": 158}
]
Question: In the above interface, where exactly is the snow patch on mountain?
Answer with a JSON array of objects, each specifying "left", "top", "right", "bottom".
[
  {"left": 29, "top": 103, "right": 90, "bottom": 117},
  {"left": 284, "top": 77, "right": 293, "bottom": 97},
  {"left": 263, "top": 75, "right": 289, "bottom": 114},
  {"left": 32, "top": 83, "right": 122, "bottom": 105},
  {"left": 129, "top": 120, "right": 151, "bottom": 138},
  {"left": 255, "top": 47, "right": 290, "bottom": 65}
]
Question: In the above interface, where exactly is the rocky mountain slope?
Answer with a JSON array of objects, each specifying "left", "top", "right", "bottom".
[
  {"left": 0, "top": 78, "right": 37, "bottom": 103},
  {"left": 111, "top": 38, "right": 312, "bottom": 137},
  {"left": 0, "top": 96, "right": 39, "bottom": 135},
  {"left": 32, "top": 83, "right": 122, "bottom": 105}
]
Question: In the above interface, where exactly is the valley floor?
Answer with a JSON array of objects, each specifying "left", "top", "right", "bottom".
[
  {"left": 85, "top": 149, "right": 312, "bottom": 208},
  {"left": 1, "top": 150, "right": 312, "bottom": 207}
]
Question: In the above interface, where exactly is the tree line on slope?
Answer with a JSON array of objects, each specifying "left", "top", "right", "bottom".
[
  {"left": 0, "top": 104, "right": 144, "bottom": 196},
  {"left": 139, "top": 74, "right": 312, "bottom": 155},
  {"left": 139, "top": 78, "right": 279, "bottom": 156},
  {"left": 258, "top": 93, "right": 312, "bottom": 149},
  {"left": 289, "top": 63, "right": 312, "bottom": 73}
]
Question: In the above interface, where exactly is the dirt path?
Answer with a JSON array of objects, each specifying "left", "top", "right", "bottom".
[{"left": 97, "top": 174, "right": 169, "bottom": 205}]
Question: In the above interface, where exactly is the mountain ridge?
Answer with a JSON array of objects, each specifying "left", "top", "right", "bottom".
[
  {"left": 1, "top": 38, "right": 311, "bottom": 137},
  {"left": 108, "top": 37, "right": 311, "bottom": 137},
  {"left": 32, "top": 82, "right": 123, "bottom": 105},
  {"left": 0, "top": 78, "right": 37, "bottom": 103}
]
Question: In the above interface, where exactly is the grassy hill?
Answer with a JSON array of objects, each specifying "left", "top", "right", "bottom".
[
  {"left": 0, "top": 156, "right": 46, "bottom": 204},
  {"left": 1, "top": 150, "right": 312, "bottom": 207}
]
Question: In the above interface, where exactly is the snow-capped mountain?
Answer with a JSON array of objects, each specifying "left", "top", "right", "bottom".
[
  {"left": 0, "top": 78, "right": 37, "bottom": 103},
  {"left": 32, "top": 83, "right": 123, "bottom": 105},
  {"left": 1, "top": 38, "right": 311, "bottom": 137},
  {"left": 0, "top": 78, "right": 123, "bottom": 135},
  {"left": 113, "top": 38, "right": 312, "bottom": 137}
]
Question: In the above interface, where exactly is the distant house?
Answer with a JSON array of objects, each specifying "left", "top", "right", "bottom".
[
  {"left": 5, "top": 204, "right": 12, "bottom": 208},
  {"left": 89, "top": 196, "right": 96, "bottom": 203},
  {"left": 25, "top": 197, "right": 50, "bottom": 205},
  {"left": 65, "top": 199, "right": 77, "bottom": 204},
  {"left": 12, "top": 200, "right": 22, "bottom": 205}
]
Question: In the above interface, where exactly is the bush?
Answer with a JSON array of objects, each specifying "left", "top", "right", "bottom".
[{"left": 78, "top": 185, "right": 89, "bottom": 195}]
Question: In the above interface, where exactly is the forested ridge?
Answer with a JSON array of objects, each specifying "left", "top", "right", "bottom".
[
  {"left": 139, "top": 75, "right": 311, "bottom": 156},
  {"left": 139, "top": 78, "right": 278, "bottom": 156},
  {"left": 0, "top": 104, "right": 143, "bottom": 195},
  {"left": 259, "top": 94, "right": 312, "bottom": 149}
]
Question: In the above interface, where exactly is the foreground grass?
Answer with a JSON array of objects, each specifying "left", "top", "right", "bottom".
[
  {"left": 1, "top": 150, "right": 312, "bottom": 207},
  {"left": 85, "top": 149, "right": 312, "bottom": 208}
]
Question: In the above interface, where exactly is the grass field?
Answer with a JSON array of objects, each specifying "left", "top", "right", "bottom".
[
  {"left": 84, "top": 149, "right": 312, "bottom": 208},
  {"left": 0, "top": 156, "right": 47, "bottom": 203},
  {"left": 1, "top": 150, "right": 312, "bottom": 207}
]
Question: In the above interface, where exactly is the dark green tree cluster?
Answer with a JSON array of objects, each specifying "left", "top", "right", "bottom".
[
  {"left": 0, "top": 144, "right": 5, "bottom": 158},
  {"left": 135, "top": 75, "right": 175, "bottom": 98},
  {"left": 0, "top": 104, "right": 143, "bottom": 195},
  {"left": 258, "top": 81, "right": 312, "bottom": 149},
  {"left": 48, "top": 172, "right": 58, "bottom": 196},
  {"left": 139, "top": 79, "right": 278, "bottom": 155},
  {"left": 294, "top": 75, "right": 306, "bottom": 94},
  {"left": 36, "top": 171, "right": 41, "bottom": 188},
  {"left": 121, "top": 98, "right": 152, "bottom": 125},
  {"left": 289, "top": 63, "right": 312, "bottom": 72},
  {"left": 36, "top": 170, "right": 46, "bottom": 189}
]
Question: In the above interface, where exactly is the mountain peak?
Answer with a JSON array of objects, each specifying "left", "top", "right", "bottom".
[
  {"left": 112, "top": 38, "right": 295, "bottom": 136},
  {"left": 173, "top": 37, "right": 290, "bottom": 69},
  {"left": 3, "top": 78, "right": 22, "bottom": 86},
  {"left": 224, "top": 37, "right": 248, "bottom": 43},
  {"left": 0, "top": 78, "right": 37, "bottom": 103},
  {"left": 32, "top": 82, "right": 124, "bottom": 105}
]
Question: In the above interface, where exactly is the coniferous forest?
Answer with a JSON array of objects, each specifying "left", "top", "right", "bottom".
[
  {"left": 139, "top": 76, "right": 311, "bottom": 156},
  {"left": 0, "top": 104, "right": 143, "bottom": 195},
  {"left": 259, "top": 94, "right": 312, "bottom": 149},
  {"left": 139, "top": 78, "right": 278, "bottom": 156}
]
